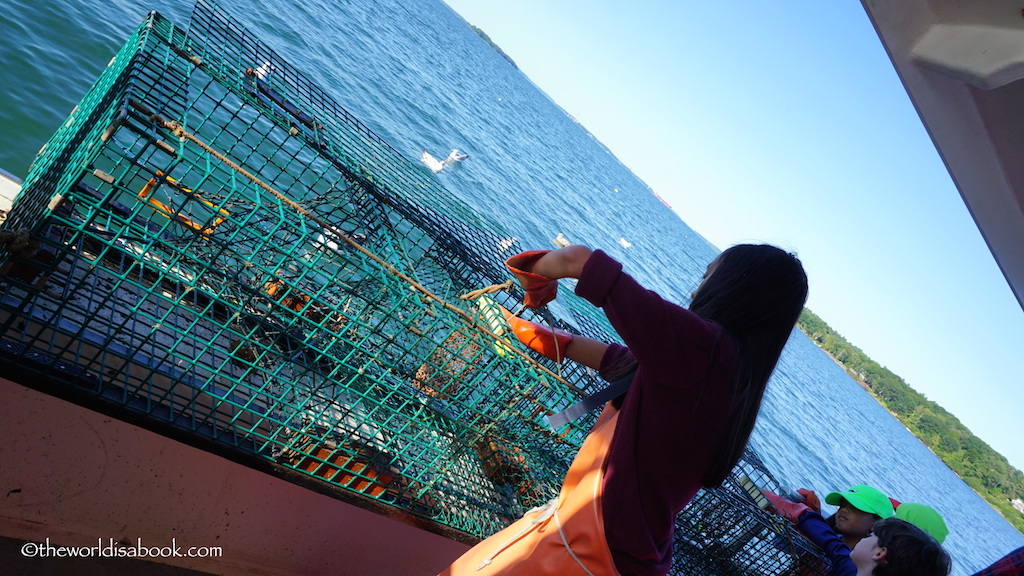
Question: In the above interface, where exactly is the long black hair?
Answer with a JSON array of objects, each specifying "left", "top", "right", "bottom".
[{"left": 689, "top": 244, "right": 808, "bottom": 486}]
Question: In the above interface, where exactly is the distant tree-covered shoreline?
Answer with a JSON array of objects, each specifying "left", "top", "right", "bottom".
[
  {"left": 468, "top": 25, "right": 518, "bottom": 69},
  {"left": 797, "top": 309, "right": 1024, "bottom": 535}
]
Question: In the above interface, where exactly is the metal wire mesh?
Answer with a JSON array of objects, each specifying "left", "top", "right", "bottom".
[
  {"left": 0, "top": 4, "right": 828, "bottom": 573},
  {"left": 669, "top": 450, "right": 830, "bottom": 576}
]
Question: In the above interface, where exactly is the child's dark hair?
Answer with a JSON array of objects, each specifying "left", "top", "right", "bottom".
[
  {"left": 689, "top": 244, "right": 808, "bottom": 486},
  {"left": 873, "top": 517, "right": 952, "bottom": 576}
]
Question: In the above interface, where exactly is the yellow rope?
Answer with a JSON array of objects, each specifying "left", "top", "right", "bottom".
[
  {"left": 458, "top": 280, "right": 513, "bottom": 301},
  {"left": 129, "top": 100, "right": 586, "bottom": 400}
]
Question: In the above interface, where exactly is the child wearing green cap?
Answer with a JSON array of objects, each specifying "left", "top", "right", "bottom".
[
  {"left": 764, "top": 492, "right": 951, "bottom": 576},
  {"left": 823, "top": 484, "right": 896, "bottom": 550},
  {"left": 769, "top": 486, "right": 951, "bottom": 547},
  {"left": 893, "top": 503, "right": 948, "bottom": 545}
]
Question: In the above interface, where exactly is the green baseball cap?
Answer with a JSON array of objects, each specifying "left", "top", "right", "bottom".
[
  {"left": 895, "top": 503, "right": 949, "bottom": 544},
  {"left": 824, "top": 485, "right": 895, "bottom": 518}
]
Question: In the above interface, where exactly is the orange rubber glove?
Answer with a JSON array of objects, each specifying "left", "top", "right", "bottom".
[
  {"left": 762, "top": 489, "right": 813, "bottom": 523},
  {"left": 505, "top": 250, "right": 558, "bottom": 309},
  {"left": 501, "top": 306, "right": 573, "bottom": 362},
  {"left": 798, "top": 488, "right": 821, "bottom": 514}
]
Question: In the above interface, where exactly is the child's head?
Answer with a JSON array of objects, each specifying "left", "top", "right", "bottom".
[
  {"left": 691, "top": 244, "right": 808, "bottom": 486},
  {"left": 826, "top": 484, "right": 895, "bottom": 539},
  {"left": 894, "top": 503, "right": 948, "bottom": 544},
  {"left": 690, "top": 244, "right": 809, "bottom": 344},
  {"left": 853, "top": 517, "right": 951, "bottom": 576},
  {"left": 689, "top": 244, "right": 808, "bottom": 390}
]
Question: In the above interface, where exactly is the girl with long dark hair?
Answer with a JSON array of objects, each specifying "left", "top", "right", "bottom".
[{"left": 439, "top": 243, "right": 808, "bottom": 576}]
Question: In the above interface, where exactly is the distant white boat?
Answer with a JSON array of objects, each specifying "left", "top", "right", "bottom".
[
  {"left": 618, "top": 236, "right": 632, "bottom": 249},
  {"left": 552, "top": 233, "right": 571, "bottom": 248}
]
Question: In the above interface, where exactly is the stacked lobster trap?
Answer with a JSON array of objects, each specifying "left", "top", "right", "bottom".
[{"left": 0, "top": 3, "right": 827, "bottom": 573}]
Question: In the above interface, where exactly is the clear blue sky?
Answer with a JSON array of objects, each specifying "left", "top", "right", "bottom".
[{"left": 442, "top": 0, "right": 1024, "bottom": 472}]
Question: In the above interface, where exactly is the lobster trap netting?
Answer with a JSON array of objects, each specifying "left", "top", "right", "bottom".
[{"left": 0, "top": 4, "right": 827, "bottom": 573}]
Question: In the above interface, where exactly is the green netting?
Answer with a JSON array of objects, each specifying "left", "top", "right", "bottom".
[{"left": 0, "top": 4, "right": 828, "bottom": 574}]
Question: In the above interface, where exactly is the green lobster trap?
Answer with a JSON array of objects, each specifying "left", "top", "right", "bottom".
[{"left": 0, "top": 3, "right": 827, "bottom": 574}]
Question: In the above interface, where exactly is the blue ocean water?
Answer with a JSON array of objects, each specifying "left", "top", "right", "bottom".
[{"left": 1, "top": 0, "right": 1021, "bottom": 572}]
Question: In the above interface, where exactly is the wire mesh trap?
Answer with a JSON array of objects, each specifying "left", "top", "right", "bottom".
[{"left": 0, "top": 3, "right": 828, "bottom": 573}]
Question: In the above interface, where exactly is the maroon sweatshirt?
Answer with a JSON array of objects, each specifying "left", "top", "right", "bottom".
[{"left": 575, "top": 250, "right": 743, "bottom": 576}]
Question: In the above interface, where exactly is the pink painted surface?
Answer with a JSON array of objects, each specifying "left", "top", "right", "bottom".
[{"left": 0, "top": 377, "right": 469, "bottom": 575}]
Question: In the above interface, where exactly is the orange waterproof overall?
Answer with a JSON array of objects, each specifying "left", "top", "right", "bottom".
[{"left": 439, "top": 406, "right": 622, "bottom": 576}]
